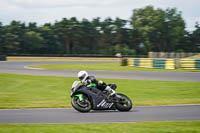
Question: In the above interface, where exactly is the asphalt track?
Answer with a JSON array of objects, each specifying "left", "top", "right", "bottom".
[
  {"left": 0, "top": 61, "right": 200, "bottom": 123},
  {"left": 1, "top": 105, "right": 200, "bottom": 123},
  {"left": 0, "top": 61, "right": 200, "bottom": 81}
]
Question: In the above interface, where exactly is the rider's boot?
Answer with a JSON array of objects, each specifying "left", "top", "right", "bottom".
[{"left": 105, "top": 86, "right": 121, "bottom": 99}]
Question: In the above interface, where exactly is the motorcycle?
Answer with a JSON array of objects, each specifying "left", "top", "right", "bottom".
[{"left": 70, "top": 81, "right": 132, "bottom": 112}]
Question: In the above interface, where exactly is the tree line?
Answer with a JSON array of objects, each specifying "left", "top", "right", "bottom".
[{"left": 0, "top": 5, "right": 200, "bottom": 56}]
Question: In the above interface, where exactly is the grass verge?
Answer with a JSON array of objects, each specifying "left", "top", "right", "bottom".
[
  {"left": 7, "top": 56, "right": 119, "bottom": 61},
  {"left": 0, "top": 73, "right": 200, "bottom": 109},
  {"left": 0, "top": 121, "right": 200, "bottom": 133},
  {"left": 30, "top": 63, "right": 200, "bottom": 72}
]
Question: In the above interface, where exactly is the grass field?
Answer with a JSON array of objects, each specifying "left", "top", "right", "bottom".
[
  {"left": 29, "top": 63, "right": 200, "bottom": 72},
  {"left": 0, "top": 73, "right": 200, "bottom": 109},
  {"left": 0, "top": 121, "right": 200, "bottom": 133},
  {"left": 7, "top": 56, "right": 120, "bottom": 61}
]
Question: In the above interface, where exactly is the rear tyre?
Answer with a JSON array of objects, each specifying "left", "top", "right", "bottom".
[
  {"left": 115, "top": 93, "right": 132, "bottom": 111},
  {"left": 71, "top": 95, "right": 91, "bottom": 113}
]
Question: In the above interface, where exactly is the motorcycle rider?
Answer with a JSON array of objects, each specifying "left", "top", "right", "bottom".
[{"left": 77, "top": 70, "right": 116, "bottom": 97}]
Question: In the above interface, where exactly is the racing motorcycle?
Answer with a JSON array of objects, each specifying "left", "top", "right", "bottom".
[{"left": 70, "top": 81, "right": 132, "bottom": 112}]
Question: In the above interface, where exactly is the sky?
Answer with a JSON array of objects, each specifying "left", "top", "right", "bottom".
[{"left": 0, "top": 0, "right": 199, "bottom": 31}]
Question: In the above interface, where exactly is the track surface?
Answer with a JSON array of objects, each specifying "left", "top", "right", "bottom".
[
  {"left": 0, "top": 61, "right": 200, "bottom": 81},
  {"left": 0, "top": 61, "right": 200, "bottom": 123},
  {"left": 0, "top": 105, "right": 200, "bottom": 123}
]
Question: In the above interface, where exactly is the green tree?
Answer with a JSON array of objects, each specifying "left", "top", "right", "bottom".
[
  {"left": 2, "top": 33, "right": 20, "bottom": 53},
  {"left": 1, "top": 21, "right": 26, "bottom": 54},
  {"left": 113, "top": 44, "right": 136, "bottom": 55},
  {"left": 165, "top": 8, "right": 185, "bottom": 52},
  {"left": 190, "top": 22, "right": 200, "bottom": 52},
  {"left": 131, "top": 6, "right": 185, "bottom": 53},
  {"left": 0, "top": 22, "right": 4, "bottom": 53},
  {"left": 76, "top": 18, "right": 98, "bottom": 54},
  {"left": 53, "top": 17, "right": 82, "bottom": 54},
  {"left": 0, "top": 6, "right": 195, "bottom": 56},
  {"left": 98, "top": 18, "right": 115, "bottom": 54},
  {"left": 23, "top": 31, "right": 44, "bottom": 53},
  {"left": 39, "top": 24, "right": 63, "bottom": 54},
  {"left": 113, "top": 18, "right": 131, "bottom": 46}
]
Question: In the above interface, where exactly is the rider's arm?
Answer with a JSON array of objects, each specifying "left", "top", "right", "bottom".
[
  {"left": 87, "top": 76, "right": 107, "bottom": 90},
  {"left": 87, "top": 76, "right": 97, "bottom": 84}
]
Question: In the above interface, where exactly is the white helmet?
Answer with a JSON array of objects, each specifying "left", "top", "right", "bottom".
[{"left": 77, "top": 71, "right": 88, "bottom": 83}]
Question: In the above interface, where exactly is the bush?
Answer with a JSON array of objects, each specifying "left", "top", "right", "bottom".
[
  {"left": 0, "top": 55, "right": 7, "bottom": 61},
  {"left": 113, "top": 44, "right": 136, "bottom": 55}
]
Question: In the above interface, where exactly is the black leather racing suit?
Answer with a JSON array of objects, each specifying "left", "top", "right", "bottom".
[{"left": 83, "top": 76, "right": 107, "bottom": 91}]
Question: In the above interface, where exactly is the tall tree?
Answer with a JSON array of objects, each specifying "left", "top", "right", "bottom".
[
  {"left": 53, "top": 17, "right": 82, "bottom": 54},
  {"left": 23, "top": 31, "right": 44, "bottom": 54},
  {"left": 0, "top": 6, "right": 197, "bottom": 55},
  {"left": 164, "top": 8, "right": 185, "bottom": 52},
  {"left": 74, "top": 18, "right": 98, "bottom": 54},
  {"left": 113, "top": 18, "right": 129, "bottom": 45},
  {"left": 39, "top": 23, "right": 62, "bottom": 54},
  {"left": 190, "top": 22, "right": 200, "bottom": 52},
  {"left": 131, "top": 6, "right": 185, "bottom": 53},
  {"left": 98, "top": 18, "right": 115, "bottom": 54},
  {"left": 2, "top": 21, "right": 26, "bottom": 54},
  {"left": 0, "top": 22, "right": 4, "bottom": 53}
]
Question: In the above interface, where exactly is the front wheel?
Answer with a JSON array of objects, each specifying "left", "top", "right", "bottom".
[
  {"left": 115, "top": 93, "right": 132, "bottom": 112},
  {"left": 71, "top": 94, "right": 91, "bottom": 113}
]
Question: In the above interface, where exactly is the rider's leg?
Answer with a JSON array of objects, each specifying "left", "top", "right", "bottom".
[{"left": 105, "top": 86, "right": 115, "bottom": 95}]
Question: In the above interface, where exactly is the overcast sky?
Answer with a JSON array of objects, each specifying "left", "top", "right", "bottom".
[{"left": 0, "top": 0, "right": 199, "bottom": 31}]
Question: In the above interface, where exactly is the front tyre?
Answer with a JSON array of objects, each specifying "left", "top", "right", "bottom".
[
  {"left": 71, "top": 95, "right": 91, "bottom": 113},
  {"left": 115, "top": 93, "right": 132, "bottom": 112}
]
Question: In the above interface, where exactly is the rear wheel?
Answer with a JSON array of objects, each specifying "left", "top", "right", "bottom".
[
  {"left": 71, "top": 94, "right": 91, "bottom": 113},
  {"left": 115, "top": 93, "right": 132, "bottom": 111}
]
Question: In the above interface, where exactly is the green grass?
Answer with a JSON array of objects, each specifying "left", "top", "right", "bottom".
[
  {"left": 29, "top": 63, "right": 200, "bottom": 72},
  {"left": 0, "top": 73, "right": 200, "bottom": 109},
  {"left": 0, "top": 121, "right": 200, "bottom": 133},
  {"left": 7, "top": 56, "right": 119, "bottom": 61}
]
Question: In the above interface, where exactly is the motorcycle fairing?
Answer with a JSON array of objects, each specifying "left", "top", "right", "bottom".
[{"left": 71, "top": 85, "right": 115, "bottom": 110}]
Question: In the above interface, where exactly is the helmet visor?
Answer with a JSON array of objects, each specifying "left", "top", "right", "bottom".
[{"left": 79, "top": 73, "right": 86, "bottom": 81}]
